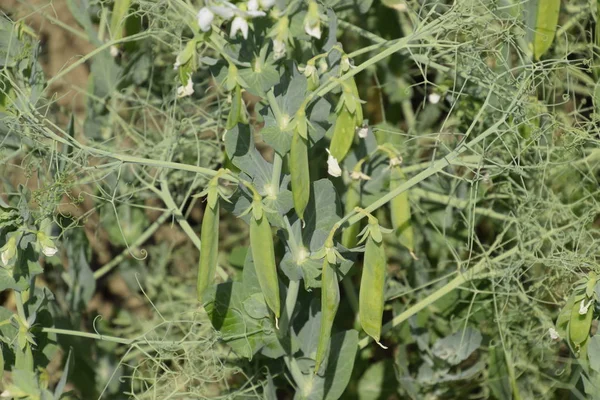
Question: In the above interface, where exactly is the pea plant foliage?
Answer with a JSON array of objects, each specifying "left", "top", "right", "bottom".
[{"left": 1, "top": 0, "right": 600, "bottom": 398}]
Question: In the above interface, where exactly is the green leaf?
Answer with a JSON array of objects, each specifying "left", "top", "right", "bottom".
[
  {"left": 431, "top": 327, "right": 482, "bottom": 365},
  {"left": 299, "top": 179, "right": 341, "bottom": 251},
  {"left": 239, "top": 57, "right": 280, "bottom": 97},
  {"left": 225, "top": 124, "right": 273, "bottom": 191},
  {"left": 298, "top": 329, "right": 359, "bottom": 400},
  {"left": 357, "top": 360, "right": 397, "bottom": 400},
  {"left": 203, "top": 282, "right": 267, "bottom": 359},
  {"left": 589, "top": 335, "right": 600, "bottom": 373}
]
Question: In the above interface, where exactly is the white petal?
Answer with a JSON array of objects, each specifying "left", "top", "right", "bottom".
[
  {"left": 230, "top": 17, "right": 249, "bottom": 39},
  {"left": 548, "top": 327, "right": 560, "bottom": 340},
  {"left": 304, "top": 21, "right": 321, "bottom": 39},
  {"left": 210, "top": 3, "right": 237, "bottom": 19},
  {"left": 173, "top": 56, "right": 181, "bottom": 71},
  {"left": 326, "top": 150, "right": 342, "bottom": 177},
  {"left": 357, "top": 126, "right": 368, "bottom": 139},
  {"left": 177, "top": 77, "right": 195, "bottom": 98},
  {"left": 248, "top": 0, "right": 259, "bottom": 11},
  {"left": 197, "top": 7, "right": 215, "bottom": 32},
  {"left": 245, "top": 10, "right": 266, "bottom": 17},
  {"left": 579, "top": 299, "right": 593, "bottom": 315},
  {"left": 0, "top": 390, "right": 11, "bottom": 398},
  {"left": 42, "top": 245, "right": 58, "bottom": 257},
  {"left": 109, "top": 45, "right": 119, "bottom": 57},
  {"left": 389, "top": 156, "right": 402, "bottom": 167},
  {"left": 260, "top": 0, "right": 276, "bottom": 8},
  {"left": 428, "top": 93, "right": 441, "bottom": 104}
]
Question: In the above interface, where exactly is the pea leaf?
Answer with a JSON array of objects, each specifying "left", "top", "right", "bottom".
[
  {"left": 589, "top": 335, "right": 600, "bottom": 373},
  {"left": 432, "top": 327, "right": 482, "bottom": 365},
  {"left": 299, "top": 329, "right": 359, "bottom": 400},
  {"left": 225, "top": 123, "right": 273, "bottom": 191},
  {"left": 357, "top": 360, "right": 398, "bottom": 400}
]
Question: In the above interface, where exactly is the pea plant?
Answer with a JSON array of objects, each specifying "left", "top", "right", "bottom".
[{"left": 1, "top": 0, "right": 600, "bottom": 398}]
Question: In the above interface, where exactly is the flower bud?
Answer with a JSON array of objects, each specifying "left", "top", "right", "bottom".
[
  {"left": 37, "top": 232, "right": 58, "bottom": 257},
  {"left": 304, "top": 1, "right": 321, "bottom": 39},
  {"left": 0, "top": 236, "right": 17, "bottom": 266}
]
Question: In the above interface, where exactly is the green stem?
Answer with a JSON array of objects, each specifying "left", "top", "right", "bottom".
[
  {"left": 14, "top": 291, "right": 27, "bottom": 322},
  {"left": 93, "top": 211, "right": 172, "bottom": 280},
  {"left": 271, "top": 153, "right": 283, "bottom": 196},
  {"left": 34, "top": 114, "right": 238, "bottom": 182},
  {"left": 280, "top": 279, "right": 300, "bottom": 334}
]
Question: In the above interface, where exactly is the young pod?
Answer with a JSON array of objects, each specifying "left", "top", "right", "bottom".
[
  {"left": 329, "top": 106, "right": 355, "bottom": 162},
  {"left": 250, "top": 205, "right": 281, "bottom": 318},
  {"left": 569, "top": 297, "right": 594, "bottom": 346},
  {"left": 197, "top": 185, "right": 220, "bottom": 301},
  {"left": 359, "top": 222, "right": 387, "bottom": 343},
  {"left": 314, "top": 258, "right": 340, "bottom": 374},
  {"left": 341, "top": 179, "right": 361, "bottom": 250},
  {"left": 226, "top": 84, "right": 246, "bottom": 130},
  {"left": 290, "top": 113, "right": 310, "bottom": 220},
  {"left": 390, "top": 166, "right": 415, "bottom": 256}
]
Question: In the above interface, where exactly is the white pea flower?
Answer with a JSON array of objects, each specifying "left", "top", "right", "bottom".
[
  {"left": 37, "top": 232, "right": 58, "bottom": 257},
  {"left": 0, "top": 390, "right": 11, "bottom": 398},
  {"left": 210, "top": 1, "right": 237, "bottom": 19},
  {"left": 197, "top": 7, "right": 215, "bottom": 32},
  {"left": 109, "top": 45, "right": 119, "bottom": 58},
  {"left": 0, "top": 237, "right": 17, "bottom": 266},
  {"left": 340, "top": 56, "right": 352, "bottom": 72},
  {"left": 260, "top": 0, "right": 276, "bottom": 8},
  {"left": 326, "top": 149, "right": 342, "bottom": 177},
  {"left": 428, "top": 92, "right": 441, "bottom": 104},
  {"left": 304, "top": 1, "right": 321, "bottom": 39},
  {"left": 230, "top": 16, "right": 250, "bottom": 39},
  {"left": 548, "top": 327, "right": 560, "bottom": 341},
  {"left": 248, "top": 0, "right": 259, "bottom": 11},
  {"left": 579, "top": 299, "right": 594, "bottom": 315},
  {"left": 304, "top": 21, "right": 321, "bottom": 39},
  {"left": 357, "top": 126, "right": 368, "bottom": 139},
  {"left": 177, "top": 76, "right": 195, "bottom": 98},
  {"left": 272, "top": 39, "right": 286, "bottom": 60},
  {"left": 173, "top": 55, "right": 182, "bottom": 71}
]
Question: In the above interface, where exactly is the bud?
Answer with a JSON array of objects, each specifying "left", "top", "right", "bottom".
[
  {"left": 304, "top": 1, "right": 321, "bottom": 39},
  {"left": 548, "top": 327, "right": 560, "bottom": 341},
  {"left": 299, "top": 61, "right": 319, "bottom": 91},
  {"left": 0, "top": 236, "right": 17, "bottom": 266},
  {"left": 326, "top": 149, "right": 342, "bottom": 177},
  {"left": 350, "top": 170, "right": 371, "bottom": 181},
  {"left": 318, "top": 58, "right": 328, "bottom": 73},
  {"left": 37, "top": 232, "right": 58, "bottom": 257},
  {"left": 357, "top": 125, "right": 368, "bottom": 139}
]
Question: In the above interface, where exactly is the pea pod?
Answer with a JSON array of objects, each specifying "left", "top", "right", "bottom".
[
  {"left": 329, "top": 106, "right": 355, "bottom": 162},
  {"left": 197, "top": 184, "right": 220, "bottom": 301},
  {"left": 359, "top": 222, "right": 387, "bottom": 343},
  {"left": 390, "top": 166, "right": 415, "bottom": 256},
  {"left": 570, "top": 296, "right": 594, "bottom": 346},
  {"left": 290, "top": 129, "right": 310, "bottom": 220},
  {"left": 314, "top": 258, "right": 340, "bottom": 374},
  {"left": 341, "top": 179, "right": 361, "bottom": 249},
  {"left": 226, "top": 84, "right": 246, "bottom": 130},
  {"left": 250, "top": 205, "right": 281, "bottom": 318}
]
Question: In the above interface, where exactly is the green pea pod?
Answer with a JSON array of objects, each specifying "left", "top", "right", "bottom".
[
  {"left": 570, "top": 297, "right": 593, "bottom": 346},
  {"left": 348, "top": 77, "right": 363, "bottom": 123},
  {"left": 390, "top": 167, "right": 415, "bottom": 256},
  {"left": 250, "top": 213, "right": 281, "bottom": 318},
  {"left": 290, "top": 130, "right": 310, "bottom": 220},
  {"left": 329, "top": 106, "right": 355, "bottom": 162},
  {"left": 341, "top": 179, "right": 361, "bottom": 249},
  {"left": 314, "top": 258, "right": 340, "bottom": 374},
  {"left": 197, "top": 187, "right": 220, "bottom": 301},
  {"left": 226, "top": 85, "right": 244, "bottom": 130},
  {"left": 110, "top": 0, "right": 131, "bottom": 41},
  {"left": 359, "top": 230, "right": 386, "bottom": 343}
]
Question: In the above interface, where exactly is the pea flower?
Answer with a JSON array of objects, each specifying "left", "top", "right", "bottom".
[
  {"left": 229, "top": 6, "right": 266, "bottom": 39},
  {"left": 304, "top": 0, "right": 321, "bottom": 39},
  {"left": 389, "top": 156, "right": 403, "bottom": 167},
  {"left": 326, "top": 149, "right": 342, "bottom": 177},
  {"left": 197, "top": 7, "right": 215, "bottom": 32},
  {"left": 0, "top": 236, "right": 17, "bottom": 266},
  {"left": 579, "top": 298, "right": 594, "bottom": 315},
  {"left": 357, "top": 125, "right": 368, "bottom": 139},
  {"left": 110, "top": 45, "right": 119, "bottom": 58},
  {"left": 548, "top": 327, "right": 560, "bottom": 341},
  {"left": 350, "top": 170, "right": 371, "bottom": 181},
  {"left": 37, "top": 232, "right": 58, "bottom": 257},
  {"left": 177, "top": 76, "right": 195, "bottom": 98},
  {"left": 428, "top": 92, "right": 441, "bottom": 104}
]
